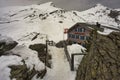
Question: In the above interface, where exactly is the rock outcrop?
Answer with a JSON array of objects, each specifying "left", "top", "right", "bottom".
[
  {"left": 29, "top": 44, "right": 52, "bottom": 68},
  {"left": 9, "top": 62, "right": 46, "bottom": 80},
  {"left": 0, "top": 35, "right": 18, "bottom": 56},
  {"left": 76, "top": 31, "right": 120, "bottom": 80},
  {"left": 0, "top": 35, "right": 47, "bottom": 80}
]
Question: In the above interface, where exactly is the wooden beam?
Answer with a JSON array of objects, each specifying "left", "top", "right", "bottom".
[{"left": 72, "top": 53, "right": 87, "bottom": 55}]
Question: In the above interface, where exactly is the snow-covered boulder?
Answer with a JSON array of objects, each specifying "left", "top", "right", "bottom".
[{"left": 0, "top": 35, "right": 18, "bottom": 56}]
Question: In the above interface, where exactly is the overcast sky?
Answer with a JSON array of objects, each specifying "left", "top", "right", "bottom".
[{"left": 0, "top": 0, "right": 120, "bottom": 11}]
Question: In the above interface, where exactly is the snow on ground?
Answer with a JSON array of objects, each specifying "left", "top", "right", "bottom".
[
  {"left": 67, "top": 44, "right": 86, "bottom": 70},
  {"left": 0, "top": 35, "right": 45, "bottom": 80},
  {"left": 0, "top": 35, "right": 15, "bottom": 44},
  {"left": 43, "top": 46, "right": 76, "bottom": 80},
  {"left": 10, "top": 45, "right": 45, "bottom": 71},
  {"left": 0, "top": 55, "right": 23, "bottom": 80},
  {"left": 0, "top": 2, "right": 119, "bottom": 80},
  {"left": 67, "top": 44, "right": 86, "bottom": 55},
  {"left": 0, "top": 2, "right": 85, "bottom": 44},
  {"left": 76, "top": 4, "right": 119, "bottom": 28},
  {"left": 0, "top": 2, "right": 118, "bottom": 45},
  {"left": 97, "top": 28, "right": 115, "bottom": 35}
]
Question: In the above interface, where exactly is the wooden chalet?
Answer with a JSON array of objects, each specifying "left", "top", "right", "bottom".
[{"left": 67, "top": 23, "right": 93, "bottom": 45}]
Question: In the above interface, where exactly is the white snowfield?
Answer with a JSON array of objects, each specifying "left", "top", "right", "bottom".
[
  {"left": 76, "top": 4, "right": 120, "bottom": 28},
  {"left": 0, "top": 35, "right": 15, "bottom": 44},
  {"left": 0, "top": 2, "right": 84, "bottom": 44},
  {"left": 43, "top": 46, "right": 76, "bottom": 80},
  {"left": 67, "top": 44, "right": 86, "bottom": 70},
  {"left": 67, "top": 44, "right": 86, "bottom": 55},
  {"left": 0, "top": 2, "right": 118, "bottom": 44},
  {"left": 97, "top": 28, "right": 115, "bottom": 35},
  {"left": 0, "top": 1, "right": 119, "bottom": 80}
]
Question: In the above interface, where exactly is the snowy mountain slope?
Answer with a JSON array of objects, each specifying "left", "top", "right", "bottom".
[
  {"left": 0, "top": 2, "right": 85, "bottom": 80},
  {"left": 0, "top": 2, "right": 120, "bottom": 80},
  {"left": 0, "top": 2, "right": 119, "bottom": 44},
  {"left": 0, "top": 2, "right": 85, "bottom": 44},
  {"left": 75, "top": 4, "right": 120, "bottom": 28},
  {"left": 0, "top": 2, "right": 120, "bottom": 45}
]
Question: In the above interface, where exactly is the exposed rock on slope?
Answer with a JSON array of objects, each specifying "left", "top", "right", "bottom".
[
  {"left": 9, "top": 62, "right": 46, "bottom": 80},
  {"left": 76, "top": 31, "right": 120, "bottom": 80},
  {"left": 29, "top": 44, "right": 52, "bottom": 68},
  {"left": 0, "top": 35, "right": 46, "bottom": 80},
  {"left": 0, "top": 35, "right": 18, "bottom": 56}
]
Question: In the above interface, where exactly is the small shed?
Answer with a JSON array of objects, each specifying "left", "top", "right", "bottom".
[{"left": 67, "top": 23, "right": 93, "bottom": 45}]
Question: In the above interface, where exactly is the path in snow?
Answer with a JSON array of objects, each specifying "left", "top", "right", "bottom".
[{"left": 43, "top": 46, "right": 76, "bottom": 80}]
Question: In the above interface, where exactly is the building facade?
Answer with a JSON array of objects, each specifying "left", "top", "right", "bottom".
[{"left": 67, "top": 23, "right": 92, "bottom": 45}]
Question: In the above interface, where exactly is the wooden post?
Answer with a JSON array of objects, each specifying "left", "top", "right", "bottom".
[
  {"left": 71, "top": 54, "right": 74, "bottom": 71},
  {"left": 45, "top": 40, "right": 53, "bottom": 70},
  {"left": 45, "top": 40, "right": 48, "bottom": 70}
]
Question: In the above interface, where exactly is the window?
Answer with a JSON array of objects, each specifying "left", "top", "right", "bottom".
[
  {"left": 78, "top": 28, "right": 81, "bottom": 32},
  {"left": 68, "top": 34, "right": 71, "bottom": 38},
  {"left": 76, "top": 35, "right": 79, "bottom": 39},
  {"left": 78, "top": 28, "right": 79, "bottom": 32},
  {"left": 82, "top": 28, "right": 85, "bottom": 32},
  {"left": 72, "top": 34, "right": 75, "bottom": 38},
  {"left": 78, "top": 28, "right": 82, "bottom": 32},
  {"left": 80, "top": 36, "right": 85, "bottom": 40},
  {"left": 78, "top": 28, "right": 85, "bottom": 32},
  {"left": 75, "top": 28, "right": 77, "bottom": 32}
]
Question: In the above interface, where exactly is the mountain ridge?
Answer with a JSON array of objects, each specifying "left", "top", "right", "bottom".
[
  {"left": 0, "top": 2, "right": 120, "bottom": 80},
  {"left": 0, "top": 2, "right": 120, "bottom": 44}
]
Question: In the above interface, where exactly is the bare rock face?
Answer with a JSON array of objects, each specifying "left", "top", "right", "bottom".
[
  {"left": 76, "top": 32, "right": 120, "bottom": 80},
  {"left": 9, "top": 63, "right": 46, "bottom": 80},
  {"left": 0, "top": 36, "right": 18, "bottom": 56},
  {"left": 29, "top": 44, "right": 52, "bottom": 68}
]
